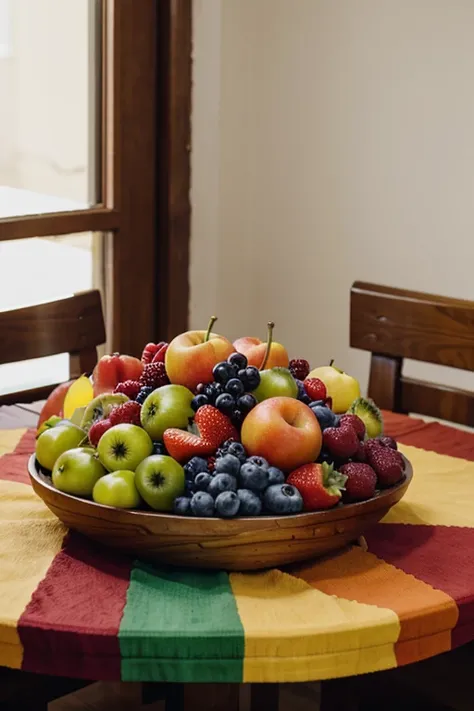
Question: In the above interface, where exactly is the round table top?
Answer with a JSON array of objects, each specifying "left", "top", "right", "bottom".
[{"left": 0, "top": 408, "right": 473, "bottom": 684}]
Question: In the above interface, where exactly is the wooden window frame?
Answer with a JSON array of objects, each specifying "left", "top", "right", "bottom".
[{"left": 0, "top": 0, "right": 191, "bottom": 356}]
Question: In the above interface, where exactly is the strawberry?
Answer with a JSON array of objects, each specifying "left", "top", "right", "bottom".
[
  {"left": 287, "top": 462, "right": 347, "bottom": 511},
  {"left": 109, "top": 401, "right": 142, "bottom": 427},
  {"left": 323, "top": 423, "right": 359, "bottom": 459},
  {"left": 163, "top": 406, "right": 238, "bottom": 464},
  {"left": 339, "top": 463, "right": 377, "bottom": 502},
  {"left": 141, "top": 341, "right": 167, "bottom": 365},
  {"left": 139, "top": 362, "right": 169, "bottom": 388},
  {"left": 339, "top": 414, "right": 366, "bottom": 440},
  {"left": 194, "top": 405, "right": 239, "bottom": 447},
  {"left": 89, "top": 418, "right": 112, "bottom": 447},
  {"left": 152, "top": 343, "right": 168, "bottom": 363},
  {"left": 114, "top": 379, "right": 142, "bottom": 400},
  {"left": 289, "top": 359, "right": 310, "bottom": 381},
  {"left": 365, "top": 442, "right": 404, "bottom": 488},
  {"left": 353, "top": 441, "right": 367, "bottom": 462},
  {"left": 304, "top": 378, "right": 327, "bottom": 402},
  {"left": 163, "top": 429, "right": 216, "bottom": 463}
]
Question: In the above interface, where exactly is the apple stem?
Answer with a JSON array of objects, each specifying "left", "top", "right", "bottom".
[
  {"left": 204, "top": 316, "right": 218, "bottom": 342},
  {"left": 259, "top": 321, "right": 275, "bottom": 370},
  {"left": 329, "top": 359, "right": 334, "bottom": 367}
]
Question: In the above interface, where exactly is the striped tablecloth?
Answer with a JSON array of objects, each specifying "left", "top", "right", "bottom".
[{"left": 0, "top": 413, "right": 473, "bottom": 684}]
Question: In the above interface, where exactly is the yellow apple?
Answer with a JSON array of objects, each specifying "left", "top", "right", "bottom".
[{"left": 307, "top": 363, "right": 360, "bottom": 413}]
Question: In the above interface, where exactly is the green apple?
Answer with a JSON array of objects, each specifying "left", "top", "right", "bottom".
[
  {"left": 135, "top": 455, "right": 185, "bottom": 511},
  {"left": 97, "top": 423, "right": 153, "bottom": 472},
  {"left": 92, "top": 470, "right": 141, "bottom": 509},
  {"left": 36, "top": 415, "right": 63, "bottom": 438},
  {"left": 35, "top": 424, "right": 86, "bottom": 471},
  {"left": 52, "top": 447, "right": 106, "bottom": 497},
  {"left": 252, "top": 367, "right": 298, "bottom": 402},
  {"left": 140, "top": 384, "right": 194, "bottom": 441}
]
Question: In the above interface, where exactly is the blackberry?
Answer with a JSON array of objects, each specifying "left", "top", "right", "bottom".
[{"left": 136, "top": 385, "right": 153, "bottom": 404}]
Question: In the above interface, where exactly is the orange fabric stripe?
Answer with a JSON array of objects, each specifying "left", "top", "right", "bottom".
[{"left": 292, "top": 546, "right": 458, "bottom": 651}]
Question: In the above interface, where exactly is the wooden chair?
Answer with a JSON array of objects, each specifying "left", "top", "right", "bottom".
[
  {"left": 350, "top": 281, "right": 474, "bottom": 427},
  {"left": 0, "top": 290, "right": 106, "bottom": 406}
]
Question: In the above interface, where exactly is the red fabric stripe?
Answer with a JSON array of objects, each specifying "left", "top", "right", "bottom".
[
  {"left": 13, "top": 429, "right": 37, "bottom": 456},
  {"left": 366, "top": 524, "right": 474, "bottom": 641},
  {"left": 18, "top": 533, "right": 132, "bottom": 680},
  {"left": 383, "top": 412, "right": 474, "bottom": 462},
  {"left": 0, "top": 452, "right": 32, "bottom": 485}
]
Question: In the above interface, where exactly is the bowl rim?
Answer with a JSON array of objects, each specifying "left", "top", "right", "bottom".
[{"left": 28, "top": 453, "right": 413, "bottom": 525}]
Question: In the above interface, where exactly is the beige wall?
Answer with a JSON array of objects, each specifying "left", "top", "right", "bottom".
[{"left": 191, "top": 0, "right": 474, "bottom": 394}]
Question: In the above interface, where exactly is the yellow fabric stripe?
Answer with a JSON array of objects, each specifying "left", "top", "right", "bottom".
[
  {"left": 0, "top": 429, "right": 27, "bottom": 457},
  {"left": 0, "top": 479, "right": 66, "bottom": 669},
  {"left": 384, "top": 445, "right": 474, "bottom": 527},
  {"left": 229, "top": 568, "right": 399, "bottom": 683}
]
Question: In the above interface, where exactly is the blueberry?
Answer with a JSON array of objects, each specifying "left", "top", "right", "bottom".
[
  {"left": 191, "top": 394, "right": 209, "bottom": 412},
  {"left": 247, "top": 455, "right": 269, "bottom": 471},
  {"left": 309, "top": 400, "right": 326, "bottom": 408},
  {"left": 239, "top": 461, "right": 269, "bottom": 491},
  {"left": 203, "top": 382, "right": 223, "bottom": 403},
  {"left": 185, "top": 479, "right": 195, "bottom": 496},
  {"left": 190, "top": 491, "right": 215, "bottom": 517},
  {"left": 194, "top": 472, "right": 213, "bottom": 491},
  {"left": 237, "top": 489, "right": 262, "bottom": 516},
  {"left": 215, "top": 392, "right": 235, "bottom": 416},
  {"left": 136, "top": 385, "right": 153, "bottom": 404},
  {"left": 228, "top": 352, "right": 248, "bottom": 370},
  {"left": 231, "top": 409, "right": 245, "bottom": 428},
  {"left": 215, "top": 491, "right": 240, "bottom": 518},
  {"left": 215, "top": 453, "right": 241, "bottom": 477},
  {"left": 225, "top": 378, "right": 245, "bottom": 398},
  {"left": 237, "top": 393, "right": 257, "bottom": 414},
  {"left": 226, "top": 441, "right": 247, "bottom": 463},
  {"left": 238, "top": 366, "right": 260, "bottom": 391},
  {"left": 184, "top": 456, "right": 208, "bottom": 481},
  {"left": 207, "top": 473, "right": 237, "bottom": 498},
  {"left": 173, "top": 496, "right": 192, "bottom": 515},
  {"left": 152, "top": 441, "right": 167, "bottom": 455},
  {"left": 311, "top": 405, "right": 338, "bottom": 430},
  {"left": 296, "top": 380, "right": 311, "bottom": 404},
  {"left": 267, "top": 466, "right": 285, "bottom": 485},
  {"left": 263, "top": 484, "right": 303, "bottom": 514},
  {"left": 213, "top": 361, "right": 236, "bottom": 385}
]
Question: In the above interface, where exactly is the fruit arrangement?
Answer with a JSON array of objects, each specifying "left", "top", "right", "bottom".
[{"left": 34, "top": 319, "right": 407, "bottom": 519}]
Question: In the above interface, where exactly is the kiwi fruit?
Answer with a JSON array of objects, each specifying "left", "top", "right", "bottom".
[
  {"left": 347, "top": 397, "right": 383, "bottom": 438},
  {"left": 80, "top": 393, "right": 129, "bottom": 432}
]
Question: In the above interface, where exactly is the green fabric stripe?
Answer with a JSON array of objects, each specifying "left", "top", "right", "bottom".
[{"left": 118, "top": 561, "right": 245, "bottom": 682}]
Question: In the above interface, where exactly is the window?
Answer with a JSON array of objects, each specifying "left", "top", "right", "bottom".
[{"left": 0, "top": 0, "right": 11, "bottom": 59}]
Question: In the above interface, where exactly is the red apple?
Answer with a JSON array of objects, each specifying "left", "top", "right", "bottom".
[
  {"left": 241, "top": 397, "right": 322, "bottom": 472},
  {"left": 233, "top": 335, "right": 289, "bottom": 369},
  {"left": 92, "top": 353, "right": 144, "bottom": 396},
  {"left": 38, "top": 380, "right": 75, "bottom": 428},
  {"left": 165, "top": 325, "right": 234, "bottom": 392}
]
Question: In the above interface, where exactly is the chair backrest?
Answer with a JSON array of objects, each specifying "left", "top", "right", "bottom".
[
  {"left": 350, "top": 281, "right": 474, "bottom": 427},
  {"left": 0, "top": 290, "right": 106, "bottom": 405}
]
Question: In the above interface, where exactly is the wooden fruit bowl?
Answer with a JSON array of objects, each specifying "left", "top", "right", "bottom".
[{"left": 28, "top": 455, "right": 412, "bottom": 571}]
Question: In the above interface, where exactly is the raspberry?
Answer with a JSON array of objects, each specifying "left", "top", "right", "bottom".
[
  {"left": 109, "top": 401, "right": 142, "bottom": 427},
  {"left": 139, "top": 362, "right": 169, "bottom": 388},
  {"left": 89, "top": 419, "right": 112, "bottom": 447},
  {"left": 114, "top": 380, "right": 141, "bottom": 400},
  {"left": 289, "top": 359, "right": 310, "bottom": 381},
  {"left": 339, "top": 414, "right": 366, "bottom": 440},
  {"left": 304, "top": 378, "right": 327, "bottom": 402}
]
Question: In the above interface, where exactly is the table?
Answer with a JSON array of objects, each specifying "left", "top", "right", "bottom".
[{"left": 0, "top": 405, "right": 473, "bottom": 711}]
